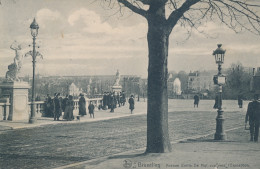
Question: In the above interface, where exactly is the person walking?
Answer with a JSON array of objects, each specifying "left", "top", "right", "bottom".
[
  {"left": 238, "top": 95, "right": 243, "bottom": 108},
  {"left": 78, "top": 93, "right": 87, "bottom": 116},
  {"left": 194, "top": 94, "right": 200, "bottom": 108},
  {"left": 44, "top": 94, "right": 52, "bottom": 117},
  {"left": 62, "top": 95, "right": 68, "bottom": 115},
  {"left": 53, "top": 93, "right": 62, "bottom": 121},
  {"left": 128, "top": 95, "right": 135, "bottom": 114},
  {"left": 88, "top": 101, "right": 95, "bottom": 118},
  {"left": 110, "top": 93, "right": 115, "bottom": 113},
  {"left": 245, "top": 94, "right": 260, "bottom": 142},
  {"left": 64, "top": 95, "right": 74, "bottom": 121}
]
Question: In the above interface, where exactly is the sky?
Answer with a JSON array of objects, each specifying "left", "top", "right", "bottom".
[{"left": 0, "top": 0, "right": 259, "bottom": 78}]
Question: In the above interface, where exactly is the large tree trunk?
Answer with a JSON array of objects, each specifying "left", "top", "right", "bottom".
[{"left": 145, "top": 8, "right": 172, "bottom": 153}]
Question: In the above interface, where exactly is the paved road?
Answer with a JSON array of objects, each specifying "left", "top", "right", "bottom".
[{"left": 0, "top": 106, "right": 246, "bottom": 169}]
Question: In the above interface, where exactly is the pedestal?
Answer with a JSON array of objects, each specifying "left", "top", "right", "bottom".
[
  {"left": 112, "top": 85, "right": 122, "bottom": 95},
  {"left": 0, "top": 81, "right": 30, "bottom": 121}
]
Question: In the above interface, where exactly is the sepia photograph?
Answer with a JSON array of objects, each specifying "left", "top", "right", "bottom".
[{"left": 0, "top": 0, "right": 260, "bottom": 169}]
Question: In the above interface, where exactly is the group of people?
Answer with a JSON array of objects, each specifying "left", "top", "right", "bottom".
[
  {"left": 102, "top": 91, "right": 127, "bottom": 113},
  {"left": 78, "top": 94, "right": 95, "bottom": 118},
  {"left": 44, "top": 93, "right": 96, "bottom": 120},
  {"left": 44, "top": 93, "right": 74, "bottom": 121},
  {"left": 44, "top": 90, "right": 135, "bottom": 121}
]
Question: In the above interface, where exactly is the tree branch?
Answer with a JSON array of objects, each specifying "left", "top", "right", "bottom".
[
  {"left": 167, "top": 0, "right": 200, "bottom": 31},
  {"left": 118, "top": 0, "right": 148, "bottom": 18}
]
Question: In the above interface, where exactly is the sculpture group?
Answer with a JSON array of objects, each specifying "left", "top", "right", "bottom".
[{"left": 5, "top": 41, "right": 25, "bottom": 82}]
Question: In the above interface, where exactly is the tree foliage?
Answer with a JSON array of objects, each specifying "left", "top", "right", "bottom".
[{"left": 224, "top": 63, "right": 252, "bottom": 100}]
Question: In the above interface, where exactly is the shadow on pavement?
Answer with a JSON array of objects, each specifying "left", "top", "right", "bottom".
[
  {"left": 179, "top": 138, "right": 238, "bottom": 143},
  {"left": 108, "top": 152, "right": 145, "bottom": 159}
]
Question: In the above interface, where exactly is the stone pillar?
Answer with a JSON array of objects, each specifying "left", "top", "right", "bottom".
[
  {"left": 112, "top": 85, "right": 122, "bottom": 95},
  {"left": 0, "top": 81, "right": 30, "bottom": 121}
]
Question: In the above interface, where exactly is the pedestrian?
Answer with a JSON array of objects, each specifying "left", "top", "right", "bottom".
[
  {"left": 122, "top": 91, "right": 126, "bottom": 106},
  {"left": 44, "top": 94, "right": 53, "bottom": 117},
  {"left": 245, "top": 94, "right": 260, "bottom": 142},
  {"left": 88, "top": 101, "right": 95, "bottom": 118},
  {"left": 110, "top": 93, "right": 115, "bottom": 113},
  {"left": 102, "top": 92, "right": 108, "bottom": 110},
  {"left": 62, "top": 95, "right": 68, "bottom": 114},
  {"left": 64, "top": 95, "right": 74, "bottom": 121},
  {"left": 238, "top": 95, "right": 243, "bottom": 108},
  {"left": 128, "top": 95, "right": 135, "bottom": 114},
  {"left": 117, "top": 93, "right": 121, "bottom": 107},
  {"left": 194, "top": 94, "right": 200, "bottom": 108},
  {"left": 53, "top": 93, "right": 62, "bottom": 121},
  {"left": 78, "top": 93, "right": 87, "bottom": 116}
]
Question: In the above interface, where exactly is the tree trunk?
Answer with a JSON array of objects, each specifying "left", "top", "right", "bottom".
[{"left": 145, "top": 14, "right": 172, "bottom": 153}]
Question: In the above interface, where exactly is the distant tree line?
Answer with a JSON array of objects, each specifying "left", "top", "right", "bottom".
[{"left": 223, "top": 63, "right": 253, "bottom": 100}]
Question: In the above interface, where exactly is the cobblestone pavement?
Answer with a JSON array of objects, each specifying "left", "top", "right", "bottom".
[{"left": 0, "top": 101, "right": 247, "bottom": 169}]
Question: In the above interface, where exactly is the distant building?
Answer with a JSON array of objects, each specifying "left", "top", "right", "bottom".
[
  {"left": 188, "top": 71, "right": 215, "bottom": 93},
  {"left": 69, "top": 83, "right": 82, "bottom": 97}
]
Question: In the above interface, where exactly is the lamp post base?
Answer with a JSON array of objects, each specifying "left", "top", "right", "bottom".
[
  {"left": 29, "top": 102, "right": 37, "bottom": 124},
  {"left": 214, "top": 109, "right": 226, "bottom": 140},
  {"left": 29, "top": 117, "right": 37, "bottom": 124}
]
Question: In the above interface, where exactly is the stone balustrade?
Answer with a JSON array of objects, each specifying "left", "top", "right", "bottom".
[{"left": 1, "top": 97, "right": 103, "bottom": 120}]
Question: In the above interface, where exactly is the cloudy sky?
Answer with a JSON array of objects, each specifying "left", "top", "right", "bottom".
[{"left": 0, "top": 0, "right": 259, "bottom": 78}]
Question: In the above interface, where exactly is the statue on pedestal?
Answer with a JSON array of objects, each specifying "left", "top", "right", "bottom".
[
  {"left": 112, "top": 70, "right": 122, "bottom": 94},
  {"left": 5, "top": 41, "right": 26, "bottom": 82},
  {"left": 114, "top": 70, "right": 120, "bottom": 86}
]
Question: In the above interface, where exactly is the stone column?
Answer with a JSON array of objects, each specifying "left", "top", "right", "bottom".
[{"left": 0, "top": 81, "right": 30, "bottom": 121}]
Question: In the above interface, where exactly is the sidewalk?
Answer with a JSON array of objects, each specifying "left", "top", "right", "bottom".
[
  {"left": 0, "top": 101, "right": 147, "bottom": 131},
  {"left": 57, "top": 127, "right": 260, "bottom": 169}
]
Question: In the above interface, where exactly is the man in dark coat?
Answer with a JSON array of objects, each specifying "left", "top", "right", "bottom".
[
  {"left": 110, "top": 94, "right": 115, "bottom": 113},
  {"left": 194, "top": 94, "right": 200, "bottom": 108},
  {"left": 238, "top": 95, "right": 243, "bottom": 108},
  {"left": 88, "top": 101, "right": 95, "bottom": 118},
  {"left": 45, "top": 94, "right": 53, "bottom": 117},
  {"left": 128, "top": 95, "right": 135, "bottom": 114},
  {"left": 53, "top": 93, "right": 62, "bottom": 121},
  {"left": 79, "top": 94, "right": 87, "bottom": 116},
  {"left": 245, "top": 94, "right": 260, "bottom": 142}
]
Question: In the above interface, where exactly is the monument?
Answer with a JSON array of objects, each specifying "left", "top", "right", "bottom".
[
  {"left": 112, "top": 70, "right": 122, "bottom": 94},
  {"left": 0, "top": 41, "right": 30, "bottom": 121},
  {"left": 173, "top": 78, "right": 182, "bottom": 96}
]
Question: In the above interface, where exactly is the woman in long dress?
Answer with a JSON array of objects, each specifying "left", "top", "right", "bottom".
[
  {"left": 78, "top": 94, "right": 87, "bottom": 116},
  {"left": 64, "top": 95, "right": 74, "bottom": 121}
]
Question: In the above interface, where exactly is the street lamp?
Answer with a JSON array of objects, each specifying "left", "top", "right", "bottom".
[
  {"left": 213, "top": 44, "right": 226, "bottom": 140},
  {"left": 28, "top": 18, "right": 39, "bottom": 124}
]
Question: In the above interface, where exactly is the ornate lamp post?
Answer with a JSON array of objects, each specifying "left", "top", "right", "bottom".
[
  {"left": 213, "top": 44, "right": 226, "bottom": 140},
  {"left": 28, "top": 18, "right": 40, "bottom": 124}
]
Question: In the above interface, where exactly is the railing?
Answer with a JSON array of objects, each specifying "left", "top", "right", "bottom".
[
  {"left": 28, "top": 101, "right": 45, "bottom": 117},
  {"left": 73, "top": 98, "right": 103, "bottom": 111},
  {"left": 1, "top": 97, "right": 103, "bottom": 119},
  {"left": 30, "top": 98, "right": 103, "bottom": 117},
  {"left": 0, "top": 102, "right": 11, "bottom": 120}
]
